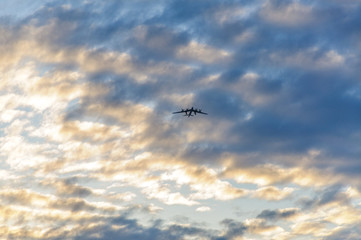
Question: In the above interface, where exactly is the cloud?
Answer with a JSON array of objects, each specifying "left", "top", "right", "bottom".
[
  {"left": 42, "top": 178, "right": 93, "bottom": 198},
  {"left": 299, "top": 185, "right": 351, "bottom": 210},
  {"left": 253, "top": 186, "right": 294, "bottom": 201},
  {"left": 107, "top": 191, "right": 137, "bottom": 202},
  {"left": 142, "top": 185, "right": 199, "bottom": 206},
  {"left": 72, "top": 216, "right": 216, "bottom": 240},
  {"left": 2, "top": 1, "right": 361, "bottom": 240},
  {"left": 291, "top": 221, "right": 329, "bottom": 237},
  {"left": 59, "top": 120, "right": 128, "bottom": 143},
  {"left": 176, "top": 41, "right": 231, "bottom": 64},
  {"left": 222, "top": 161, "right": 340, "bottom": 187},
  {"left": 212, "top": 4, "right": 259, "bottom": 26},
  {"left": 269, "top": 48, "right": 346, "bottom": 70},
  {"left": 131, "top": 25, "right": 189, "bottom": 61},
  {"left": 220, "top": 218, "right": 284, "bottom": 239},
  {"left": 93, "top": 152, "right": 247, "bottom": 204},
  {"left": 244, "top": 218, "right": 284, "bottom": 236},
  {"left": 0, "top": 187, "right": 209, "bottom": 239},
  {"left": 196, "top": 206, "right": 211, "bottom": 212},
  {"left": 260, "top": 0, "right": 316, "bottom": 27},
  {"left": 0, "top": 188, "right": 129, "bottom": 239},
  {"left": 160, "top": 163, "right": 247, "bottom": 201},
  {"left": 0, "top": 188, "right": 49, "bottom": 206},
  {"left": 324, "top": 225, "right": 361, "bottom": 240},
  {"left": 257, "top": 208, "right": 299, "bottom": 221},
  {"left": 220, "top": 218, "right": 248, "bottom": 239}
]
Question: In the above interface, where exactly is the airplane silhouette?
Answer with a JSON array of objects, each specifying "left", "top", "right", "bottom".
[{"left": 172, "top": 107, "right": 208, "bottom": 117}]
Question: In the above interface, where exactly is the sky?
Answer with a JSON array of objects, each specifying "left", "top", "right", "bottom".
[{"left": 1, "top": 0, "right": 361, "bottom": 239}]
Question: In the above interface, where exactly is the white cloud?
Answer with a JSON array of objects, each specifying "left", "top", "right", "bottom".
[
  {"left": 142, "top": 185, "right": 199, "bottom": 206},
  {"left": 196, "top": 206, "right": 211, "bottom": 212}
]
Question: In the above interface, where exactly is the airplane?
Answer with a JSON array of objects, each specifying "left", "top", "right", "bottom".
[{"left": 172, "top": 107, "right": 208, "bottom": 117}]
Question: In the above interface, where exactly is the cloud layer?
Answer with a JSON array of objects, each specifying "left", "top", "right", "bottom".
[{"left": 1, "top": 0, "right": 361, "bottom": 239}]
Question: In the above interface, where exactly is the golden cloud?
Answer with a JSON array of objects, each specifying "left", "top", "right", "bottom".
[
  {"left": 223, "top": 161, "right": 340, "bottom": 188},
  {"left": 253, "top": 186, "right": 294, "bottom": 201}
]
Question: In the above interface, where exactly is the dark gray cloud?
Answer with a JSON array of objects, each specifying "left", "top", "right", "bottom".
[
  {"left": 257, "top": 208, "right": 298, "bottom": 221},
  {"left": 196, "top": 88, "right": 246, "bottom": 119},
  {"left": 127, "top": 25, "right": 189, "bottom": 61},
  {"left": 219, "top": 219, "right": 248, "bottom": 239},
  {"left": 74, "top": 216, "right": 215, "bottom": 240},
  {"left": 226, "top": 86, "right": 361, "bottom": 155},
  {"left": 298, "top": 185, "right": 350, "bottom": 209},
  {"left": 40, "top": 178, "right": 93, "bottom": 198}
]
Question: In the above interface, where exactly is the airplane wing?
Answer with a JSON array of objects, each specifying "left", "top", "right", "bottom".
[
  {"left": 172, "top": 111, "right": 184, "bottom": 114},
  {"left": 195, "top": 109, "right": 208, "bottom": 115},
  {"left": 198, "top": 112, "right": 208, "bottom": 115},
  {"left": 173, "top": 109, "right": 187, "bottom": 114}
]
